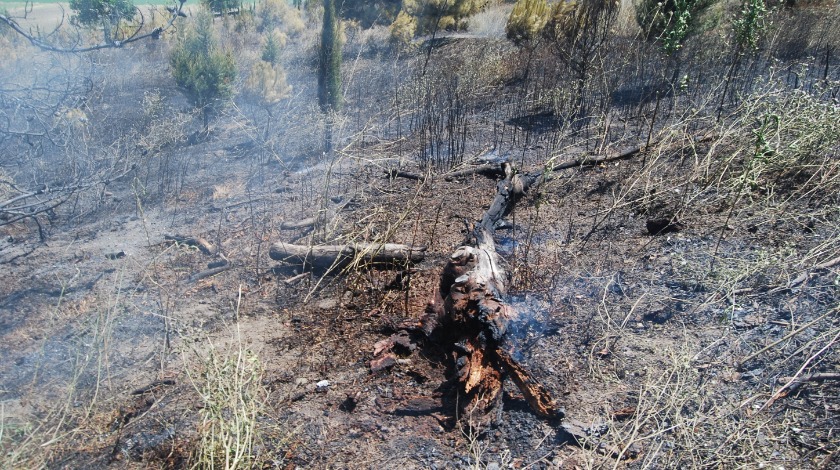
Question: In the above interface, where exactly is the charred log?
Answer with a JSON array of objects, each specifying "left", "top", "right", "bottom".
[
  {"left": 269, "top": 241, "right": 426, "bottom": 270},
  {"left": 423, "top": 162, "right": 561, "bottom": 425}
]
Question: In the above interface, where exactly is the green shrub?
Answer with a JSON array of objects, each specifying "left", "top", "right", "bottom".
[
  {"left": 403, "top": 0, "right": 489, "bottom": 35},
  {"left": 341, "top": 0, "right": 402, "bottom": 28},
  {"left": 245, "top": 60, "right": 291, "bottom": 105},
  {"left": 389, "top": 9, "right": 417, "bottom": 47},
  {"left": 733, "top": 0, "right": 771, "bottom": 52},
  {"left": 635, "top": 0, "right": 716, "bottom": 54},
  {"left": 170, "top": 12, "right": 237, "bottom": 129}
]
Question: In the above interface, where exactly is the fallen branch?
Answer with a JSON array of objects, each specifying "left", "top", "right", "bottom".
[
  {"left": 131, "top": 379, "right": 176, "bottom": 396},
  {"left": 496, "top": 348, "right": 560, "bottom": 418},
  {"left": 777, "top": 372, "right": 840, "bottom": 395},
  {"left": 769, "top": 254, "right": 840, "bottom": 294},
  {"left": 269, "top": 242, "right": 426, "bottom": 269},
  {"left": 186, "top": 261, "right": 230, "bottom": 283},
  {"left": 561, "top": 419, "right": 641, "bottom": 460},
  {"left": 546, "top": 143, "right": 649, "bottom": 172},
  {"left": 284, "top": 272, "right": 310, "bottom": 284},
  {"left": 281, "top": 217, "right": 319, "bottom": 230},
  {"left": 760, "top": 328, "right": 840, "bottom": 410},
  {"left": 738, "top": 309, "right": 833, "bottom": 369}
]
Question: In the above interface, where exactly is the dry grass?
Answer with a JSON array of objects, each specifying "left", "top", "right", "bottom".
[{"left": 185, "top": 287, "right": 274, "bottom": 469}]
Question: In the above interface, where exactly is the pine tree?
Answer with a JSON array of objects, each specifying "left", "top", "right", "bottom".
[{"left": 170, "top": 12, "right": 237, "bottom": 131}]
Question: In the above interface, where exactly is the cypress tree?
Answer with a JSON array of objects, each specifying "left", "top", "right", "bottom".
[{"left": 317, "top": 0, "right": 341, "bottom": 113}]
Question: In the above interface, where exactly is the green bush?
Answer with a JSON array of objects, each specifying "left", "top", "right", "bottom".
[
  {"left": 389, "top": 9, "right": 417, "bottom": 47},
  {"left": 635, "top": 0, "right": 716, "bottom": 54},
  {"left": 170, "top": 12, "right": 237, "bottom": 129},
  {"left": 403, "top": 0, "right": 489, "bottom": 34},
  {"left": 733, "top": 0, "right": 771, "bottom": 52},
  {"left": 341, "top": 0, "right": 403, "bottom": 28}
]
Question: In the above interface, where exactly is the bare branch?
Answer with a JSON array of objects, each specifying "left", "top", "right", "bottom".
[
  {"left": 0, "top": 164, "right": 136, "bottom": 226},
  {"left": 0, "top": 0, "right": 186, "bottom": 53}
]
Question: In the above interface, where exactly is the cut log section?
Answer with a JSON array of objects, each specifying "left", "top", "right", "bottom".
[{"left": 269, "top": 241, "right": 426, "bottom": 269}]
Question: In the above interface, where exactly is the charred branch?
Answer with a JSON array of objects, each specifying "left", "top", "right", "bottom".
[
  {"left": 444, "top": 164, "right": 506, "bottom": 181},
  {"left": 385, "top": 169, "right": 426, "bottom": 181}
]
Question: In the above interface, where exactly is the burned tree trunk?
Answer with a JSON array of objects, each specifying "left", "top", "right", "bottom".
[{"left": 423, "top": 163, "right": 560, "bottom": 424}]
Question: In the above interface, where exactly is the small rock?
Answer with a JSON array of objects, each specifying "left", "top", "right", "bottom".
[
  {"left": 295, "top": 378, "right": 309, "bottom": 387},
  {"left": 370, "top": 354, "right": 397, "bottom": 373},
  {"left": 317, "top": 299, "right": 338, "bottom": 310},
  {"left": 316, "top": 380, "right": 330, "bottom": 392}
]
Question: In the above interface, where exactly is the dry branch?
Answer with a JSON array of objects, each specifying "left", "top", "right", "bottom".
[
  {"left": 269, "top": 242, "right": 426, "bottom": 269},
  {"left": 281, "top": 217, "right": 319, "bottom": 230},
  {"left": 164, "top": 234, "right": 217, "bottom": 255},
  {"left": 280, "top": 208, "right": 337, "bottom": 231},
  {"left": 769, "top": 254, "right": 840, "bottom": 293}
]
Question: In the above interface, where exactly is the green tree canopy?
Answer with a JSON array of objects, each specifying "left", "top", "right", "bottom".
[
  {"left": 338, "top": 0, "right": 488, "bottom": 34},
  {"left": 170, "top": 12, "right": 236, "bottom": 129},
  {"left": 202, "top": 0, "right": 242, "bottom": 16},
  {"left": 69, "top": 0, "right": 137, "bottom": 42},
  {"left": 70, "top": 0, "right": 136, "bottom": 26}
]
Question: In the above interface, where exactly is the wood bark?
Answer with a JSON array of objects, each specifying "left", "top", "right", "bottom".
[{"left": 269, "top": 241, "right": 426, "bottom": 269}]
